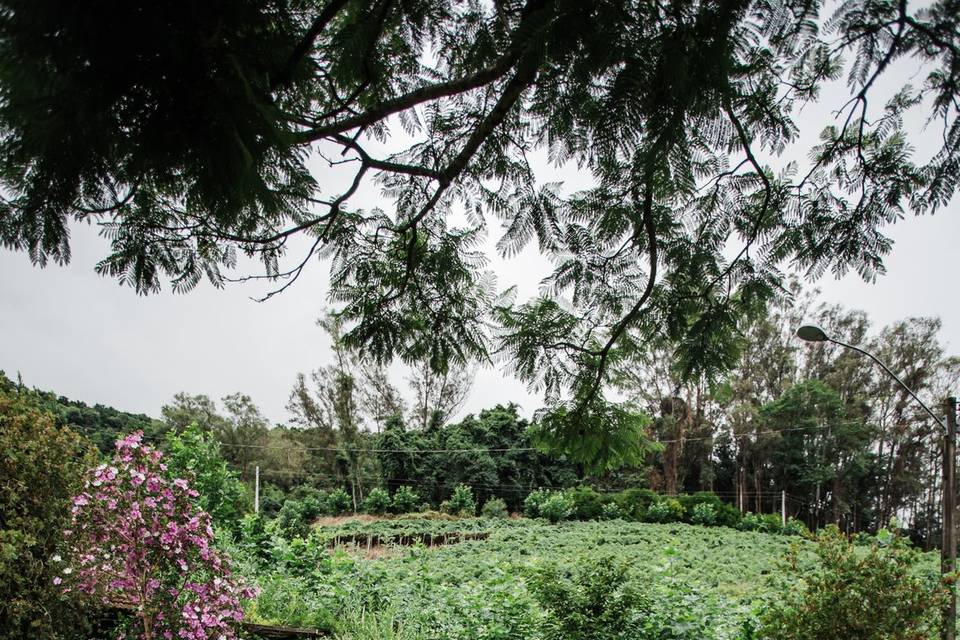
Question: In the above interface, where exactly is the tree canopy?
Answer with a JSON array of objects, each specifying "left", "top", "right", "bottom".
[{"left": 0, "top": 0, "right": 957, "bottom": 460}]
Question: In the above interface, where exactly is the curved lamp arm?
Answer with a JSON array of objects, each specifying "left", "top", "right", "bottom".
[{"left": 827, "top": 337, "right": 947, "bottom": 432}]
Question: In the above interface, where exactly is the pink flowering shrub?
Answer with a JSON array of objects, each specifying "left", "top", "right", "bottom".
[{"left": 60, "top": 431, "right": 257, "bottom": 640}]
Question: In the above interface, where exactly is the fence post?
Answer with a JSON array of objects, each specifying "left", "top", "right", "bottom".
[{"left": 255, "top": 465, "right": 260, "bottom": 515}]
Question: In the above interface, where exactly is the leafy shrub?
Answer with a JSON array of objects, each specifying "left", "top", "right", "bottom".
[
  {"left": 163, "top": 423, "right": 249, "bottom": 534},
  {"left": 645, "top": 498, "right": 684, "bottom": 523},
  {"left": 758, "top": 526, "right": 947, "bottom": 640},
  {"left": 362, "top": 488, "right": 391, "bottom": 515},
  {"left": 326, "top": 488, "right": 352, "bottom": 515},
  {"left": 481, "top": 497, "right": 509, "bottom": 519},
  {"left": 613, "top": 488, "right": 658, "bottom": 520},
  {"left": 737, "top": 512, "right": 762, "bottom": 532},
  {"left": 600, "top": 502, "right": 623, "bottom": 520},
  {"left": 781, "top": 517, "right": 809, "bottom": 537},
  {"left": 239, "top": 512, "right": 273, "bottom": 563},
  {"left": 390, "top": 486, "right": 420, "bottom": 514},
  {"left": 677, "top": 492, "right": 720, "bottom": 516},
  {"left": 539, "top": 492, "right": 575, "bottom": 523},
  {"left": 528, "top": 556, "right": 649, "bottom": 640},
  {"left": 289, "top": 484, "right": 327, "bottom": 505},
  {"left": 715, "top": 502, "right": 743, "bottom": 528},
  {"left": 690, "top": 502, "right": 717, "bottom": 526},
  {"left": 274, "top": 495, "right": 324, "bottom": 539},
  {"left": 258, "top": 482, "right": 286, "bottom": 518},
  {"left": 62, "top": 432, "right": 255, "bottom": 640},
  {"left": 0, "top": 390, "right": 98, "bottom": 639},
  {"left": 758, "top": 514, "right": 782, "bottom": 534},
  {"left": 441, "top": 484, "right": 476, "bottom": 516},
  {"left": 567, "top": 485, "right": 605, "bottom": 520},
  {"left": 524, "top": 489, "right": 550, "bottom": 518}
]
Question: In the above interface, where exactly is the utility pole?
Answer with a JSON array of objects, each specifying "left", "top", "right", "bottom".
[
  {"left": 943, "top": 396, "right": 957, "bottom": 640},
  {"left": 781, "top": 490, "right": 786, "bottom": 528},
  {"left": 254, "top": 465, "right": 260, "bottom": 515}
]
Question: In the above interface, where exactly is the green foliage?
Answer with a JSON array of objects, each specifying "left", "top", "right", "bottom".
[
  {"left": 757, "top": 514, "right": 782, "bottom": 535},
  {"left": 441, "top": 484, "right": 476, "bottom": 517},
  {"left": 362, "top": 488, "right": 392, "bottom": 515},
  {"left": 523, "top": 489, "right": 550, "bottom": 519},
  {"left": 0, "top": 387, "right": 99, "bottom": 639},
  {"left": 0, "top": 371, "right": 165, "bottom": 455},
  {"left": 528, "top": 556, "right": 649, "bottom": 640},
  {"left": 690, "top": 502, "right": 718, "bottom": 527},
  {"left": 274, "top": 495, "right": 324, "bottom": 540},
  {"left": 390, "top": 486, "right": 421, "bottom": 515},
  {"left": 3, "top": 0, "right": 960, "bottom": 467},
  {"left": 737, "top": 513, "right": 763, "bottom": 532},
  {"left": 613, "top": 489, "right": 658, "bottom": 521},
  {"left": 163, "top": 423, "right": 249, "bottom": 533},
  {"left": 239, "top": 513, "right": 273, "bottom": 564},
  {"left": 481, "top": 498, "right": 509, "bottom": 519},
  {"left": 258, "top": 482, "right": 287, "bottom": 518},
  {"left": 538, "top": 492, "right": 575, "bottom": 524},
  {"left": 758, "top": 526, "right": 946, "bottom": 640},
  {"left": 567, "top": 485, "right": 606, "bottom": 520},
  {"left": 377, "top": 405, "right": 577, "bottom": 512},
  {"left": 326, "top": 488, "right": 353, "bottom": 515},
  {"left": 781, "top": 518, "right": 810, "bottom": 537},
  {"left": 242, "top": 516, "right": 854, "bottom": 639},
  {"left": 645, "top": 499, "right": 685, "bottom": 524},
  {"left": 600, "top": 503, "right": 623, "bottom": 520},
  {"left": 532, "top": 401, "right": 657, "bottom": 475}
]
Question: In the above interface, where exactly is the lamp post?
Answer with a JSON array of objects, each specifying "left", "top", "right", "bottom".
[{"left": 796, "top": 324, "right": 956, "bottom": 640}]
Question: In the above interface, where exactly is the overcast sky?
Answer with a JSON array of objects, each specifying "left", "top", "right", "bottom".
[{"left": 1, "top": 54, "right": 958, "bottom": 426}]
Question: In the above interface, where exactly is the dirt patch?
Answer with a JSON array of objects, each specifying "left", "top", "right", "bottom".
[{"left": 312, "top": 514, "right": 383, "bottom": 527}]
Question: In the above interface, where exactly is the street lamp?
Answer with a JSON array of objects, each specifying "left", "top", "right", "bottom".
[{"left": 796, "top": 324, "right": 957, "bottom": 640}]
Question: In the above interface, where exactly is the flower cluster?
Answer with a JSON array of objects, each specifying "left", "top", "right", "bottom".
[{"left": 60, "top": 431, "right": 257, "bottom": 640}]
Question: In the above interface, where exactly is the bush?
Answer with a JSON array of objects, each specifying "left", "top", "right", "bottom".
[
  {"left": 62, "top": 432, "right": 255, "bottom": 640},
  {"left": 758, "top": 526, "right": 947, "bottom": 640},
  {"left": 274, "top": 496, "right": 323, "bottom": 539},
  {"left": 163, "top": 423, "right": 249, "bottom": 533},
  {"left": 326, "top": 488, "right": 352, "bottom": 515},
  {"left": 528, "top": 556, "right": 649, "bottom": 640},
  {"left": 613, "top": 488, "right": 658, "bottom": 520},
  {"left": 690, "top": 502, "right": 717, "bottom": 526},
  {"left": 362, "top": 488, "right": 391, "bottom": 515},
  {"left": 524, "top": 489, "right": 550, "bottom": 518},
  {"left": 599, "top": 502, "right": 622, "bottom": 520},
  {"left": 442, "top": 484, "right": 476, "bottom": 516},
  {"left": 239, "top": 512, "right": 273, "bottom": 563},
  {"left": 0, "top": 390, "right": 98, "bottom": 639},
  {"left": 567, "top": 485, "right": 605, "bottom": 520},
  {"left": 645, "top": 498, "right": 684, "bottom": 523},
  {"left": 258, "top": 482, "right": 287, "bottom": 518},
  {"left": 737, "top": 512, "right": 762, "bottom": 532},
  {"left": 715, "top": 502, "right": 743, "bottom": 528},
  {"left": 677, "top": 492, "right": 720, "bottom": 516},
  {"left": 481, "top": 497, "right": 509, "bottom": 518},
  {"left": 390, "top": 486, "right": 420, "bottom": 514},
  {"left": 782, "top": 517, "right": 809, "bottom": 537},
  {"left": 539, "top": 492, "right": 574, "bottom": 523},
  {"left": 758, "top": 514, "right": 782, "bottom": 534}
]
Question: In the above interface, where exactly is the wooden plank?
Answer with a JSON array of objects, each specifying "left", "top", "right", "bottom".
[{"left": 242, "top": 621, "right": 326, "bottom": 638}]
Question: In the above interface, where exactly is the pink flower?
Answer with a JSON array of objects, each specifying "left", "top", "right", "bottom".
[{"left": 63, "top": 433, "right": 250, "bottom": 640}]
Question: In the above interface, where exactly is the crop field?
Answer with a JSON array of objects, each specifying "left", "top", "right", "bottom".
[{"left": 241, "top": 518, "right": 820, "bottom": 640}]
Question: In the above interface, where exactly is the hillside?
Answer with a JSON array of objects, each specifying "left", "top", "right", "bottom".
[{"left": 0, "top": 370, "right": 165, "bottom": 453}]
